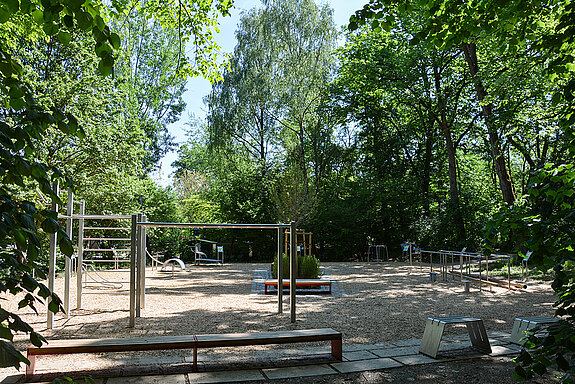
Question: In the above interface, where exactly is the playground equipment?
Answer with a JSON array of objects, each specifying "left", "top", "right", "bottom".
[
  {"left": 284, "top": 229, "right": 312, "bottom": 257},
  {"left": 47, "top": 186, "right": 301, "bottom": 329},
  {"left": 401, "top": 242, "right": 421, "bottom": 265},
  {"left": 420, "top": 248, "right": 528, "bottom": 291},
  {"left": 367, "top": 245, "right": 388, "bottom": 262},
  {"left": 81, "top": 264, "right": 123, "bottom": 289},
  {"left": 192, "top": 238, "right": 224, "bottom": 265}
]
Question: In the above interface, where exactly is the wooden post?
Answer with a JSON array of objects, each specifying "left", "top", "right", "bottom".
[
  {"left": 47, "top": 181, "right": 59, "bottom": 330},
  {"left": 64, "top": 189, "right": 73, "bottom": 318},
  {"left": 129, "top": 214, "right": 137, "bottom": 327},
  {"left": 290, "top": 221, "right": 296, "bottom": 323},
  {"left": 76, "top": 201, "right": 85, "bottom": 309}
]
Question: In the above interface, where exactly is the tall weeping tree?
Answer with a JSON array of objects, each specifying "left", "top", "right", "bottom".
[{"left": 203, "top": 0, "right": 338, "bottom": 224}]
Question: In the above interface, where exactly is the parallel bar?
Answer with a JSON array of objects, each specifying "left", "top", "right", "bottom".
[
  {"left": 58, "top": 214, "right": 132, "bottom": 220},
  {"left": 84, "top": 238, "right": 131, "bottom": 241},
  {"left": 137, "top": 222, "right": 290, "bottom": 229},
  {"left": 84, "top": 227, "right": 130, "bottom": 230},
  {"left": 290, "top": 221, "right": 296, "bottom": 323},
  {"left": 83, "top": 249, "right": 131, "bottom": 252},
  {"left": 76, "top": 201, "right": 85, "bottom": 309}
]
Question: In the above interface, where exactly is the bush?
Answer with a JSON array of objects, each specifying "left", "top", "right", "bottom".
[{"left": 271, "top": 253, "right": 321, "bottom": 279}]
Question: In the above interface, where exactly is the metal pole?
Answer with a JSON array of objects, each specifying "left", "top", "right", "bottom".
[
  {"left": 76, "top": 201, "right": 85, "bottom": 309},
  {"left": 140, "top": 214, "right": 147, "bottom": 309},
  {"left": 277, "top": 227, "right": 283, "bottom": 314},
  {"left": 290, "top": 221, "right": 296, "bottom": 323},
  {"left": 135, "top": 213, "right": 142, "bottom": 317},
  {"left": 47, "top": 181, "right": 59, "bottom": 329},
  {"left": 76, "top": 201, "right": 86, "bottom": 309},
  {"left": 129, "top": 214, "right": 137, "bottom": 327},
  {"left": 64, "top": 189, "right": 73, "bottom": 318}
]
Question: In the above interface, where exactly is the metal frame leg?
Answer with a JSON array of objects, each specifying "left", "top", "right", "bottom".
[
  {"left": 331, "top": 337, "right": 343, "bottom": 360},
  {"left": 419, "top": 319, "right": 446, "bottom": 358},
  {"left": 466, "top": 321, "right": 492, "bottom": 353}
]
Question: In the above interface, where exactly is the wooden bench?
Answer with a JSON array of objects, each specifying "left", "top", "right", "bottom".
[
  {"left": 510, "top": 316, "right": 560, "bottom": 344},
  {"left": 26, "top": 328, "right": 342, "bottom": 377},
  {"left": 419, "top": 316, "right": 491, "bottom": 358},
  {"left": 264, "top": 279, "right": 332, "bottom": 294}
]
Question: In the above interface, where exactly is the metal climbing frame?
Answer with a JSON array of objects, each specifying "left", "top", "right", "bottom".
[
  {"left": 367, "top": 245, "right": 388, "bottom": 262},
  {"left": 132, "top": 221, "right": 297, "bottom": 327}
]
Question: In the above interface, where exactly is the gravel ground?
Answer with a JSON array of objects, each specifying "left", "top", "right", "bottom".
[{"left": 1, "top": 262, "right": 557, "bottom": 381}]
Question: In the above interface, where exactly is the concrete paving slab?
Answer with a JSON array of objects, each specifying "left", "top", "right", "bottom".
[
  {"left": 488, "top": 330, "right": 512, "bottom": 338},
  {"left": 188, "top": 370, "right": 266, "bottom": 383},
  {"left": 393, "top": 339, "right": 421, "bottom": 347},
  {"left": 343, "top": 344, "right": 380, "bottom": 352},
  {"left": 370, "top": 346, "right": 419, "bottom": 358},
  {"left": 372, "top": 341, "right": 397, "bottom": 348},
  {"left": 0, "top": 373, "right": 22, "bottom": 384},
  {"left": 393, "top": 354, "right": 438, "bottom": 365},
  {"left": 343, "top": 350, "right": 378, "bottom": 361},
  {"left": 108, "top": 374, "right": 186, "bottom": 384},
  {"left": 330, "top": 358, "right": 402, "bottom": 373},
  {"left": 490, "top": 345, "right": 521, "bottom": 356},
  {"left": 263, "top": 364, "right": 337, "bottom": 380}
]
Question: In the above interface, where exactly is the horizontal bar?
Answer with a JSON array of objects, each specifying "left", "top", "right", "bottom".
[
  {"left": 84, "top": 249, "right": 131, "bottom": 252},
  {"left": 58, "top": 214, "right": 132, "bottom": 220},
  {"left": 84, "top": 227, "right": 130, "bottom": 230},
  {"left": 137, "top": 222, "right": 290, "bottom": 229},
  {"left": 84, "top": 238, "right": 131, "bottom": 241},
  {"left": 83, "top": 259, "right": 130, "bottom": 263}
]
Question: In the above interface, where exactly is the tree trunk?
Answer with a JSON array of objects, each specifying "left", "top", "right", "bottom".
[
  {"left": 434, "top": 66, "right": 466, "bottom": 242},
  {"left": 461, "top": 42, "right": 516, "bottom": 205}
]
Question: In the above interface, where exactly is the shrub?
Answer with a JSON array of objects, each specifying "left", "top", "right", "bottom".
[{"left": 271, "top": 253, "right": 321, "bottom": 279}]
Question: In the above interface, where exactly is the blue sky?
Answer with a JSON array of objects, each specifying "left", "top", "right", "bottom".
[{"left": 152, "top": 0, "right": 363, "bottom": 186}]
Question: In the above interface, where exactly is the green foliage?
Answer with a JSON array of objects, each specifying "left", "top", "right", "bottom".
[{"left": 271, "top": 253, "right": 320, "bottom": 280}]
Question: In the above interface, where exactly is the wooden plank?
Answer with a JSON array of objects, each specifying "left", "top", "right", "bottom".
[{"left": 28, "top": 329, "right": 341, "bottom": 355}]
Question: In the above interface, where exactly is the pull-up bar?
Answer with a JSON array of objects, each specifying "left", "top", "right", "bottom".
[
  {"left": 137, "top": 222, "right": 291, "bottom": 229},
  {"left": 129, "top": 220, "right": 298, "bottom": 326}
]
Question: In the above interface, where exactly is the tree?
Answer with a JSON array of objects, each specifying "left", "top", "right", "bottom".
[
  {"left": 0, "top": 0, "right": 233, "bottom": 370},
  {"left": 203, "top": 0, "right": 338, "bottom": 225},
  {"left": 351, "top": 0, "right": 575, "bottom": 380}
]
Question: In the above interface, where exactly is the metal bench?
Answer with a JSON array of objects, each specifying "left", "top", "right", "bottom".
[
  {"left": 26, "top": 328, "right": 342, "bottom": 377},
  {"left": 510, "top": 316, "right": 560, "bottom": 344},
  {"left": 264, "top": 279, "right": 332, "bottom": 294},
  {"left": 419, "top": 316, "right": 491, "bottom": 358}
]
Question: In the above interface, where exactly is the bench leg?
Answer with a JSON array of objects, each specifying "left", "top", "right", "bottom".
[
  {"left": 419, "top": 319, "right": 445, "bottom": 358},
  {"left": 26, "top": 354, "right": 35, "bottom": 378},
  {"left": 331, "top": 337, "right": 342, "bottom": 360},
  {"left": 510, "top": 319, "right": 525, "bottom": 344},
  {"left": 466, "top": 321, "right": 491, "bottom": 353}
]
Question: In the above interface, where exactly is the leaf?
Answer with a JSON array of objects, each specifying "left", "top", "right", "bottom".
[
  {"left": 4, "top": 0, "right": 19, "bottom": 13},
  {"left": 41, "top": 218, "right": 59, "bottom": 233},
  {"left": 58, "top": 235, "right": 74, "bottom": 256},
  {"left": 42, "top": 21, "right": 59, "bottom": 36},
  {"left": 109, "top": 32, "right": 120, "bottom": 50},
  {"left": 0, "top": 325, "right": 13, "bottom": 341},
  {"left": 0, "top": 6, "right": 11, "bottom": 23},
  {"left": 76, "top": 11, "right": 93, "bottom": 30},
  {"left": 57, "top": 30, "right": 71, "bottom": 45},
  {"left": 0, "top": 340, "right": 29, "bottom": 369},
  {"left": 30, "top": 332, "right": 45, "bottom": 347},
  {"left": 21, "top": 273, "right": 38, "bottom": 292}
]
